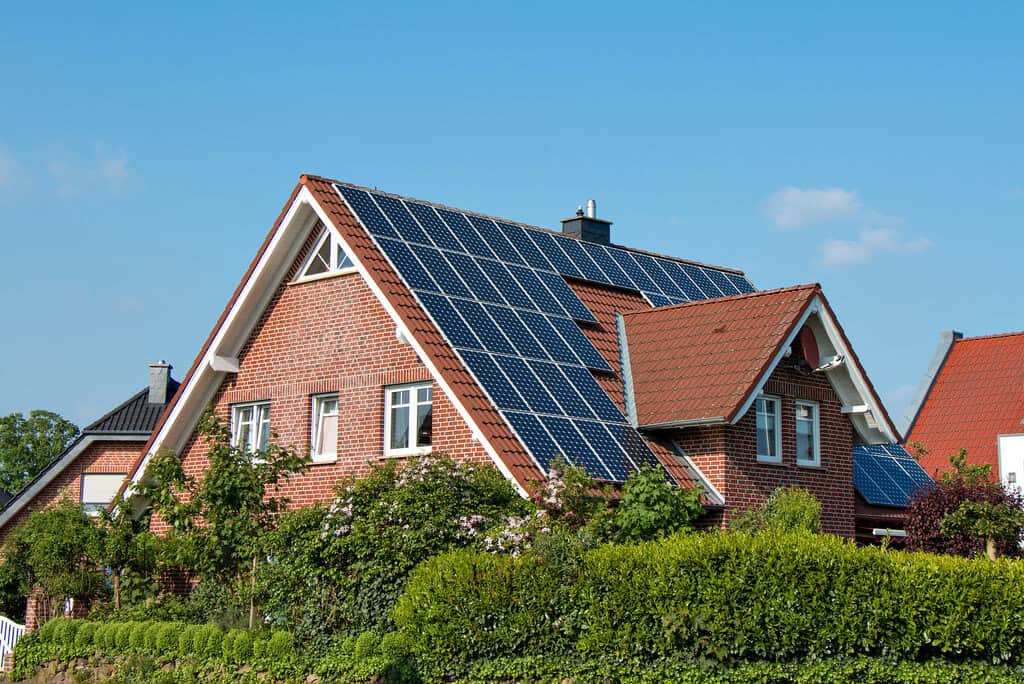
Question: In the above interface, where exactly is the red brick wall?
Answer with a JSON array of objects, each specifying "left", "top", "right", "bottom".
[
  {"left": 156, "top": 227, "right": 490, "bottom": 531},
  {"left": 0, "top": 440, "right": 142, "bottom": 546},
  {"left": 674, "top": 364, "right": 855, "bottom": 536}
]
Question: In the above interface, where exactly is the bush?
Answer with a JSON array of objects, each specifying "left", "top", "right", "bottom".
[
  {"left": 395, "top": 530, "right": 1024, "bottom": 673},
  {"left": 732, "top": 486, "right": 822, "bottom": 533},
  {"left": 232, "top": 630, "right": 253, "bottom": 662},
  {"left": 354, "top": 630, "right": 380, "bottom": 659},
  {"left": 114, "top": 622, "right": 134, "bottom": 650},
  {"left": 156, "top": 622, "right": 183, "bottom": 653},
  {"left": 101, "top": 622, "right": 119, "bottom": 650},
  {"left": 128, "top": 620, "right": 151, "bottom": 651},
  {"left": 143, "top": 621, "right": 162, "bottom": 651},
  {"left": 379, "top": 631, "right": 410, "bottom": 660},
  {"left": 264, "top": 630, "right": 293, "bottom": 659},
  {"left": 222, "top": 628, "right": 241, "bottom": 661},
  {"left": 178, "top": 624, "right": 203, "bottom": 656},
  {"left": 612, "top": 466, "right": 704, "bottom": 542},
  {"left": 74, "top": 621, "right": 98, "bottom": 649},
  {"left": 202, "top": 624, "right": 224, "bottom": 659}
]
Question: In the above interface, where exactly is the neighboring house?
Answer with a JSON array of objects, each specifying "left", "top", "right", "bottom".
[
  {"left": 115, "top": 175, "right": 925, "bottom": 537},
  {"left": 0, "top": 363, "right": 179, "bottom": 545},
  {"left": 904, "top": 330, "right": 1024, "bottom": 490}
]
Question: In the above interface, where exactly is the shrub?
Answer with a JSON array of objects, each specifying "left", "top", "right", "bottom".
[
  {"left": 74, "top": 621, "right": 99, "bottom": 650},
  {"left": 128, "top": 621, "right": 151, "bottom": 651},
  {"left": 338, "top": 635, "right": 357, "bottom": 656},
  {"left": 101, "top": 622, "right": 119, "bottom": 650},
  {"left": 612, "top": 466, "right": 704, "bottom": 542},
  {"left": 379, "top": 631, "right": 410, "bottom": 660},
  {"left": 143, "top": 621, "right": 162, "bottom": 651},
  {"left": 232, "top": 630, "right": 253, "bottom": 662},
  {"left": 36, "top": 617, "right": 61, "bottom": 642},
  {"left": 156, "top": 622, "right": 183, "bottom": 653},
  {"left": 396, "top": 530, "right": 1024, "bottom": 673},
  {"left": 92, "top": 623, "right": 110, "bottom": 649},
  {"left": 732, "top": 486, "right": 822, "bottom": 533},
  {"left": 178, "top": 624, "right": 203, "bottom": 656},
  {"left": 354, "top": 630, "right": 380, "bottom": 659},
  {"left": 52, "top": 617, "right": 79, "bottom": 646},
  {"left": 222, "top": 628, "right": 242, "bottom": 661},
  {"left": 114, "top": 622, "right": 134, "bottom": 650},
  {"left": 264, "top": 630, "right": 293, "bottom": 659},
  {"left": 202, "top": 625, "right": 224, "bottom": 659}
]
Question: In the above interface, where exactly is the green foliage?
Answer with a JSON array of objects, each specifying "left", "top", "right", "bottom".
[
  {"left": 354, "top": 630, "right": 380, "bottom": 659},
  {"left": 143, "top": 622, "right": 162, "bottom": 651},
  {"left": 177, "top": 624, "right": 203, "bottom": 655},
  {"left": 731, "top": 485, "right": 822, "bottom": 533},
  {"left": 201, "top": 625, "right": 224, "bottom": 659},
  {"left": 96, "top": 501, "right": 162, "bottom": 610},
  {"left": 0, "top": 556, "right": 27, "bottom": 621},
  {"left": 613, "top": 466, "right": 704, "bottom": 542},
  {"left": 136, "top": 409, "right": 308, "bottom": 584},
  {"left": 942, "top": 448, "right": 994, "bottom": 485},
  {"left": 1, "top": 500, "right": 104, "bottom": 607},
  {"left": 231, "top": 629, "right": 253, "bottom": 663},
  {"left": 74, "top": 621, "right": 98, "bottom": 649},
  {"left": 0, "top": 410, "right": 79, "bottom": 493},
  {"left": 260, "top": 453, "right": 527, "bottom": 639},
  {"left": 396, "top": 529, "right": 1024, "bottom": 675},
  {"left": 378, "top": 631, "right": 410, "bottom": 660},
  {"left": 128, "top": 621, "right": 150, "bottom": 651},
  {"left": 941, "top": 500, "right": 1024, "bottom": 558},
  {"left": 114, "top": 622, "right": 134, "bottom": 650},
  {"left": 264, "top": 630, "right": 293, "bottom": 659},
  {"left": 221, "top": 628, "right": 239, "bottom": 661},
  {"left": 156, "top": 622, "right": 183, "bottom": 653}
]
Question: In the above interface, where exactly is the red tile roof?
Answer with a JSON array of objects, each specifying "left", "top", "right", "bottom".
[
  {"left": 906, "top": 331, "right": 1024, "bottom": 477},
  {"left": 623, "top": 284, "right": 821, "bottom": 426}
]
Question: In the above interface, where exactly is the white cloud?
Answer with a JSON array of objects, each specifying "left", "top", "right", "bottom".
[
  {"left": 765, "top": 187, "right": 861, "bottom": 228},
  {"left": 47, "top": 143, "right": 136, "bottom": 195},
  {"left": 0, "top": 147, "right": 15, "bottom": 188},
  {"left": 821, "top": 227, "right": 932, "bottom": 267}
]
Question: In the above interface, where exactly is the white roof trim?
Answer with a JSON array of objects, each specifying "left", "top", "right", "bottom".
[
  {"left": 665, "top": 440, "right": 725, "bottom": 506},
  {"left": 130, "top": 184, "right": 530, "bottom": 498},
  {"left": 0, "top": 434, "right": 142, "bottom": 529}
]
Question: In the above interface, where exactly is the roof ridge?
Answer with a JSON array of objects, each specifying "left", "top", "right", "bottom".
[
  {"left": 622, "top": 283, "right": 821, "bottom": 317},
  {"left": 303, "top": 174, "right": 747, "bottom": 276},
  {"left": 956, "top": 330, "right": 1024, "bottom": 344}
]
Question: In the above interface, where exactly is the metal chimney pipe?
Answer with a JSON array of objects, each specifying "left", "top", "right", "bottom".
[{"left": 586, "top": 199, "right": 597, "bottom": 218}]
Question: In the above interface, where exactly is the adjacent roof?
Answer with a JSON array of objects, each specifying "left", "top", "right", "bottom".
[
  {"left": 84, "top": 380, "right": 181, "bottom": 435},
  {"left": 906, "top": 331, "right": 1024, "bottom": 476},
  {"left": 853, "top": 443, "right": 933, "bottom": 508},
  {"left": 622, "top": 285, "right": 821, "bottom": 426}
]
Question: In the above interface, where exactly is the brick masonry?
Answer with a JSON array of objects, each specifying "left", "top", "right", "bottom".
[
  {"left": 152, "top": 226, "right": 490, "bottom": 532},
  {"left": 678, "top": 362, "right": 855, "bottom": 537}
]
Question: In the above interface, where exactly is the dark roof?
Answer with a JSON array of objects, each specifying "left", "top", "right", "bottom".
[{"left": 84, "top": 379, "right": 180, "bottom": 435}]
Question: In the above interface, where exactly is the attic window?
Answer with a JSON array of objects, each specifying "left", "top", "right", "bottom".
[{"left": 296, "top": 228, "right": 355, "bottom": 281}]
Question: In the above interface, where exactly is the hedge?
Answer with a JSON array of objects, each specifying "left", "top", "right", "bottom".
[{"left": 394, "top": 530, "right": 1024, "bottom": 673}]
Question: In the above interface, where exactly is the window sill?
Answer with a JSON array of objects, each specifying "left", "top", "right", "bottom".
[
  {"left": 291, "top": 267, "right": 358, "bottom": 286},
  {"left": 796, "top": 462, "right": 823, "bottom": 470},
  {"left": 310, "top": 454, "right": 338, "bottom": 465},
  {"left": 383, "top": 447, "right": 432, "bottom": 459},
  {"left": 756, "top": 457, "right": 783, "bottom": 466}
]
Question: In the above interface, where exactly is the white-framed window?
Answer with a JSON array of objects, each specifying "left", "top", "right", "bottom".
[
  {"left": 795, "top": 400, "right": 821, "bottom": 467},
  {"left": 231, "top": 401, "right": 271, "bottom": 454},
  {"left": 311, "top": 394, "right": 339, "bottom": 463},
  {"left": 295, "top": 227, "right": 355, "bottom": 282},
  {"left": 80, "top": 473, "right": 126, "bottom": 516},
  {"left": 756, "top": 396, "right": 782, "bottom": 463},
  {"left": 385, "top": 382, "right": 433, "bottom": 456}
]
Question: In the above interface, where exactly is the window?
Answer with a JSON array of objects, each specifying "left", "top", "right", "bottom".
[
  {"left": 231, "top": 401, "right": 271, "bottom": 453},
  {"left": 296, "top": 227, "right": 355, "bottom": 281},
  {"left": 385, "top": 383, "right": 433, "bottom": 456},
  {"left": 756, "top": 396, "right": 781, "bottom": 463},
  {"left": 311, "top": 394, "right": 339, "bottom": 462},
  {"left": 795, "top": 401, "right": 820, "bottom": 466},
  {"left": 81, "top": 473, "right": 126, "bottom": 515}
]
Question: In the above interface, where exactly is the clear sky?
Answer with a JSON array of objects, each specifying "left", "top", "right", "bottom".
[{"left": 1, "top": 2, "right": 1021, "bottom": 431}]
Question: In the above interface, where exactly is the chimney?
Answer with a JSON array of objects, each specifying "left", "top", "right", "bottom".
[
  {"left": 148, "top": 360, "right": 172, "bottom": 404},
  {"left": 561, "top": 199, "right": 612, "bottom": 245}
]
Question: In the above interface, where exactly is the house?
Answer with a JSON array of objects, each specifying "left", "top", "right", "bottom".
[
  {"left": 0, "top": 363, "right": 179, "bottom": 545},
  {"left": 904, "top": 330, "right": 1024, "bottom": 490},
  {"left": 106, "top": 175, "right": 926, "bottom": 537}
]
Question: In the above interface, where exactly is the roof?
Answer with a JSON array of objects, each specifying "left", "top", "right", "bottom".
[
  {"left": 84, "top": 380, "right": 181, "bottom": 434},
  {"left": 906, "top": 331, "right": 1024, "bottom": 476},
  {"left": 622, "top": 285, "right": 821, "bottom": 426},
  {"left": 853, "top": 443, "right": 933, "bottom": 508}
]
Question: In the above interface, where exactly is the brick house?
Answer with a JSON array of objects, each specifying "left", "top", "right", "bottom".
[
  {"left": 0, "top": 362, "right": 178, "bottom": 546},
  {"left": 904, "top": 330, "right": 1024, "bottom": 491},
  {"left": 92, "top": 174, "right": 927, "bottom": 539}
]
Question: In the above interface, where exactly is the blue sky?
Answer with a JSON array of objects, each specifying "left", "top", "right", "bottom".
[{"left": 1, "top": 2, "right": 1021, "bottom": 430}]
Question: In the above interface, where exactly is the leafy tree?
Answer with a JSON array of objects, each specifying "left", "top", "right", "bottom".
[
  {"left": 940, "top": 500, "right": 1024, "bottom": 560},
  {"left": 136, "top": 408, "right": 308, "bottom": 627},
  {"left": 1, "top": 500, "right": 104, "bottom": 619},
  {"left": 612, "top": 466, "right": 704, "bottom": 542},
  {"left": 731, "top": 486, "right": 823, "bottom": 533},
  {"left": 96, "top": 502, "right": 161, "bottom": 610},
  {"left": 905, "top": 449, "right": 1024, "bottom": 558},
  {"left": 0, "top": 411, "right": 79, "bottom": 493}
]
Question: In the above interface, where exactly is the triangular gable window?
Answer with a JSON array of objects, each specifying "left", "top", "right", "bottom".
[{"left": 296, "top": 227, "right": 356, "bottom": 281}]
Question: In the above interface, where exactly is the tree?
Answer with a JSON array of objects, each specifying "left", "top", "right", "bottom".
[
  {"left": 613, "top": 466, "right": 704, "bottom": 542},
  {"left": 0, "top": 411, "right": 79, "bottom": 493},
  {"left": 96, "top": 502, "right": 160, "bottom": 610},
  {"left": 905, "top": 449, "right": 1024, "bottom": 558},
  {"left": 731, "top": 486, "right": 823, "bottom": 533}
]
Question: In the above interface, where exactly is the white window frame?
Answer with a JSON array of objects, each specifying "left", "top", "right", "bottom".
[
  {"left": 794, "top": 400, "right": 821, "bottom": 467},
  {"left": 310, "top": 393, "right": 339, "bottom": 463},
  {"left": 80, "top": 472, "right": 127, "bottom": 516},
  {"left": 384, "top": 382, "right": 433, "bottom": 457},
  {"left": 755, "top": 395, "right": 782, "bottom": 464},
  {"left": 294, "top": 227, "right": 356, "bottom": 283},
  {"left": 230, "top": 401, "right": 271, "bottom": 454}
]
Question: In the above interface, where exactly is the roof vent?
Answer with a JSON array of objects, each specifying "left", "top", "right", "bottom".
[
  {"left": 561, "top": 199, "right": 612, "bottom": 245},
  {"left": 148, "top": 360, "right": 173, "bottom": 405}
]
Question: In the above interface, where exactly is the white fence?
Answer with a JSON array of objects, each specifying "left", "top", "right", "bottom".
[{"left": 0, "top": 616, "right": 26, "bottom": 670}]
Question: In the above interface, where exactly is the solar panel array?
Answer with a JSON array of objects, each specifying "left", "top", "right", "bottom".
[
  {"left": 853, "top": 444, "right": 933, "bottom": 507},
  {"left": 335, "top": 183, "right": 754, "bottom": 482}
]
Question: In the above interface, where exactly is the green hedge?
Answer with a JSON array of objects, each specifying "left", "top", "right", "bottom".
[{"left": 394, "top": 530, "right": 1024, "bottom": 673}]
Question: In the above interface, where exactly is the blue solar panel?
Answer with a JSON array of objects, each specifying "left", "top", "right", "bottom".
[
  {"left": 373, "top": 194, "right": 432, "bottom": 245},
  {"left": 727, "top": 273, "right": 757, "bottom": 294},
  {"left": 468, "top": 216, "right": 526, "bottom": 266},
  {"left": 659, "top": 261, "right": 704, "bottom": 301},
  {"left": 336, "top": 186, "right": 400, "bottom": 239},
  {"left": 410, "top": 245, "right": 471, "bottom": 298},
  {"left": 608, "top": 249, "right": 658, "bottom": 292},
  {"left": 644, "top": 292, "right": 674, "bottom": 308},
  {"left": 555, "top": 235, "right": 607, "bottom": 282},
  {"left": 460, "top": 350, "right": 528, "bottom": 411},
  {"left": 535, "top": 271, "right": 598, "bottom": 322},
  {"left": 528, "top": 360, "right": 596, "bottom": 418},
  {"left": 517, "top": 311, "right": 578, "bottom": 364},
  {"left": 702, "top": 267, "right": 738, "bottom": 297},
  {"left": 853, "top": 444, "right": 933, "bottom": 507},
  {"left": 506, "top": 265, "right": 566, "bottom": 316},
  {"left": 476, "top": 258, "right": 535, "bottom": 309},
  {"left": 376, "top": 238, "right": 439, "bottom": 292},
  {"left": 405, "top": 202, "right": 465, "bottom": 252},
  {"left": 560, "top": 365, "right": 624, "bottom": 421},
  {"left": 540, "top": 415, "right": 613, "bottom": 480},
  {"left": 547, "top": 315, "right": 612, "bottom": 371},
  {"left": 581, "top": 242, "right": 635, "bottom": 290},
  {"left": 504, "top": 411, "right": 560, "bottom": 471},
  {"left": 527, "top": 230, "right": 583, "bottom": 279},
  {"left": 417, "top": 293, "right": 481, "bottom": 349},
  {"left": 450, "top": 299, "right": 515, "bottom": 355},
  {"left": 444, "top": 252, "right": 504, "bottom": 303},
  {"left": 435, "top": 208, "right": 496, "bottom": 259},
  {"left": 499, "top": 224, "right": 555, "bottom": 271},
  {"left": 493, "top": 355, "right": 562, "bottom": 414},
  {"left": 679, "top": 263, "right": 720, "bottom": 298},
  {"left": 632, "top": 252, "right": 682, "bottom": 297},
  {"left": 486, "top": 305, "right": 547, "bottom": 359},
  {"left": 574, "top": 420, "right": 629, "bottom": 481}
]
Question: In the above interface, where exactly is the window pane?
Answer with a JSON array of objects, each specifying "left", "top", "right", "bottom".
[
  {"left": 336, "top": 244, "right": 353, "bottom": 270},
  {"left": 392, "top": 389, "right": 410, "bottom": 406},
  {"left": 317, "top": 414, "right": 338, "bottom": 456},
  {"left": 756, "top": 398, "right": 777, "bottom": 459},
  {"left": 391, "top": 405, "right": 409, "bottom": 450},
  {"left": 417, "top": 386, "right": 432, "bottom": 404},
  {"left": 796, "top": 403, "right": 817, "bottom": 464},
  {"left": 416, "top": 403, "right": 433, "bottom": 447}
]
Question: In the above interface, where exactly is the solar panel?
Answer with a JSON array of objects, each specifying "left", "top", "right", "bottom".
[
  {"left": 376, "top": 238, "right": 439, "bottom": 292},
  {"left": 460, "top": 350, "right": 529, "bottom": 411},
  {"left": 406, "top": 202, "right": 465, "bottom": 252},
  {"left": 547, "top": 315, "right": 612, "bottom": 371},
  {"left": 435, "top": 208, "right": 496, "bottom": 259},
  {"left": 608, "top": 249, "right": 658, "bottom": 292},
  {"left": 659, "top": 261, "right": 704, "bottom": 300},
  {"left": 853, "top": 444, "right": 933, "bottom": 507},
  {"left": 702, "top": 267, "right": 738, "bottom": 297},
  {"left": 493, "top": 355, "right": 562, "bottom": 414},
  {"left": 632, "top": 252, "right": 682, "bottom": 297},
  {"left": 540, "top": 415, "right": 614, "bottom": 480},
  {"left": 336, "top": 186, "right": 399, "bottom": 239},
  {"left": 476, "top": 258, "right": 535, "bottom": 309},
  {"left": 526, "top": 230, "right": 583, "bottom": 279},
  {"left": 679, "top": 263, "right": 720, "bottom": 297},
  {"left": 581, "top": 242, "right": 635, "bottom": 290},
  {"left": 644, "top": 292, "right": 674, "bottom": 308},
  {"left": 528, "top": 360, "right": 597, "bottom": 418},
  {"left": 574, "top": 420, "right": 630, "bottom": 481},
  {"left": 410, "top": 245, "right": 471, "bottom": 298},
  {"left": 486, "top": 305, "right": 547, "bottom": 359},
  {"left": 555, "top": 235, "right": 607, "bottom": 282},
  {"left": 504, "top": 411, "right": 560, "bottom": 471},
  {"left": 417, "top": 293, "right": 482, "bottom": 349},
  {"left": 468, "top": 216, "right": 526, "bottom": 266},
  {"left": 516, "top": 310, "right": 579, "bottom": 364},
  {"left": 450, "top": 299, "right": 515, "bottom": 355},
  {"left": 727, "top": 272, "right": 757, "bottom": 294},
  {"left": 373, "top": 194, "right": 432, "bottom": 245},
  {"left": 444, "top": 252, "right": 504, "bottom": 303},
  {"left": 506, "top": 265, "right": 566, "bottom": 316},
  {"left": 498, "top": 223, "right": 555, "bottom": 271},
  {"left": 535, "top": 271, "right": 598, "bottom": 322}
]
